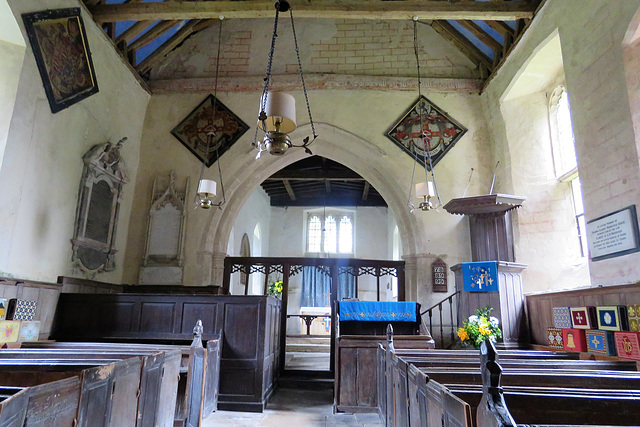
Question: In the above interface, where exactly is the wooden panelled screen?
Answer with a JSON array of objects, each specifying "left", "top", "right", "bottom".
[{"left": 222, "top": 257, "right": 405, "bottom": 373}]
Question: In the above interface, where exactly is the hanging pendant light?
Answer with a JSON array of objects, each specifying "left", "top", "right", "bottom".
[
  {"left": 252, "top": 0, "right": 318, "bottom": 158},
  {"left": 406, "top": 17, "right": 443, "bottom": 213},
  {"left": 195, "top": 18, "right": 227, "bottom": 210}
]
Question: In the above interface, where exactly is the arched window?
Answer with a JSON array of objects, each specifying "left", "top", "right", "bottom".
[
  {"left": 549, "top": 87, "right": 587, "bottom": 257},
  {"left": 338, "top": 215, "right": 353, "bottom": 253},
  {"left": 306, "top": 210, "right": 354, "bottom": 255},
  {"left": 307, "top": 215, "right": 322, "bottom": 252},
  {"left": 549, "top": 88, "right": 578, "bottom": 178}
]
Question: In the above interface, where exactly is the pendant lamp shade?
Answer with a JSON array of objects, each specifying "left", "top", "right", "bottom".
[
  {"left": 258, "top": 91, "right": 297, "bottom": 134},
  {"left": 416, "top": 181, "right": 435, "bottom": 198},
  {"left": 197, "top": 179, "right": 217, "bottom": 197}
]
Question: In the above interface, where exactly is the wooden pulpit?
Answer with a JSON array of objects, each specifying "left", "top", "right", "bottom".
[{"left": 445, "top": 194, "right": 528, "bottom": 348}]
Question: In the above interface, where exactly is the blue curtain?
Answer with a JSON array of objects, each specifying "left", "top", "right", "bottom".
[
  {"left": 301, "top": 266, "right": 356, "bottom": 307},
  {"left": 338, "top": 270, "right": 356, "bottom": 301}
]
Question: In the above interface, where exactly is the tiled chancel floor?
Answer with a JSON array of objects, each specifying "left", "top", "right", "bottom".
[{"left": 203, "top": 387, "right": 384, "bottom": 427}]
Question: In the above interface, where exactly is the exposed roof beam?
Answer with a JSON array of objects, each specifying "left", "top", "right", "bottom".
[
  {"left": 148, "top": 74, "right": 482, "bottom": 94},
  {"left": 485, "top": 20, "right": 515, "bottom": 38},
  {"left": 128, "top": 20, "right": 181, "bottom": 53},
  {"left": 115, "top": 20, "right": 154, "bottom": 46},
  {"left": 283, "top": 179, "right": 297, "bottom": 201},
  {"left": 136, "top": 20, "right": 213, "bottom": 74},
  {"left": 456, "top": 20, "right": 502, "bottom": 52},
  {"left": 88, "top": 1, "right": 538, "bottom": 23},
  {"left": 266, "top": 169, "right": 364, "bottom": 181},
  {"left": 270, "top": 195, "right": 386, "bottom": 208},
  {"left": 362, "top": 182, "right": 370, "bottom": 201},
  {"left": 431, "top": 20, "right": 493, "bottom": 71}
]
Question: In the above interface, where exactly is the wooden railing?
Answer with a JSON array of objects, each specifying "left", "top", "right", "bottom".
[
  {"left": 222, "top": 256, "right": 405, "bottom": 373},
  {"left": 421, "top": 290, "right": 460, "bottom": 348}
]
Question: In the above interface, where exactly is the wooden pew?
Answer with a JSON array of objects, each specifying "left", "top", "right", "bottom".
[
  {"left": 22, "top": 321, "right": 222, "bottom": 424},
  {"left": 381, "top": 326, "right": 640, "bottom": 427},
  {"left": 403, "top": 341, "right": 640, "bottom": 427},
  {"left": 0, "top": 353, "right": 171, "bottom": 426}
]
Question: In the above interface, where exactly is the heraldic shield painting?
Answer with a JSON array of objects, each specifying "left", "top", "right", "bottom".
[
  {"left": 171, "top": 95, "right": 249, "bottom": 167},
  {"left": 22, "top": 8, "right": 99, "bottom": 114},
  {"left": 385, "top": 96, "right": 467, "bottom": 169}
]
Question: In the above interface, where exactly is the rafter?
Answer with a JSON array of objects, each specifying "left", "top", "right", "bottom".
[
  {"left": 456, "top": 20, "right": 502, "bottom": 52},
  {"left": 136, "top": 20, "right": 214, "bottom": 75},
  {"left": 115, "top": 20, "right": 154, "bottom": 46},
  {"left": 88, "top": 1, "right": 538, "bottom": 23},
  {"left": 128, "top": 20, "right": 182, "bottom": 53},
  {"left": 283, "top": 179, "right": 297, "bottom": 201},
  {"left": 362, "top": 182, "right": 370, "bottom": 201},
  {"left": 431, "top": 20, "right": 493, "bottom": 71},
  {"left": 485, "top": 20, "right": 515, "bottom": 38}
]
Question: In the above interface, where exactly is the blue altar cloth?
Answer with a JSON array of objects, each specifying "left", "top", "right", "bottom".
[{"left": 339, "top": 301, "right": 417, "bottom": 322}]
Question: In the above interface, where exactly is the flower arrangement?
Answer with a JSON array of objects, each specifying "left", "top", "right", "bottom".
[
  {"left": 267, "top": 279, "right": 283, "bottom": 298},
  {"left": 457, "top": 306, "right": 502, "bottom": 348}
]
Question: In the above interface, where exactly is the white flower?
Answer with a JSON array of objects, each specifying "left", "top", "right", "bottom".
[
  {"left": 468, "top": 315, "right": 479, "bottom": 323},
  {"left": 490, "top": 317, "right": 500, "bottom": 327}
]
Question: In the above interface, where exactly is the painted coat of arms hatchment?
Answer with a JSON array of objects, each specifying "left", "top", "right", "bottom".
[
  {"left": 385, "top": 96, "right": 467, "bottom": 169},
  {"left": 171, "top": 95, "right": 249, "bottom": 167}
]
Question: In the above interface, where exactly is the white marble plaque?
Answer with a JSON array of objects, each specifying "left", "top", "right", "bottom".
[
  {"left": 140, "top": 266, "right": 183, "bottom": 285},
  {"left": 588, "top": 206, "right": 640, "bottom": 260},
  {"left": 148, "top": 203, "right": 181, "bottom": 257}
]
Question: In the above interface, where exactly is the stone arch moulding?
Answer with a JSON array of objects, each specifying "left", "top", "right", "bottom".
[{"left": 198, "top": 122, "right": 428, "bottom": 297}]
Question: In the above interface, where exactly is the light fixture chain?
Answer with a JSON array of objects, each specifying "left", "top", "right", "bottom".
[
  {"left": 413, "top": 19, "right": 443, "bottom": 208},
  {"left": 253, "top": 7, "right": 281, "bottom": 150},
  {"left": 289, "top": 8, "right": 317, "bottom": 142}
]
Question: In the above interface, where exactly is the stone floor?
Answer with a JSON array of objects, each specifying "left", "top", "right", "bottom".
[{"left": 203, "top": 387, "right": 383, "bottom": 427}]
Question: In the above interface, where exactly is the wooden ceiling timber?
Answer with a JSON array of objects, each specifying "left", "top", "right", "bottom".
[
  {"left": 362, "top": 182, "right": 370, "bottom": 201},
  {"left": 269, "top": 196, "right": 386, "bottom": 208},
  {"left": 128, "top": 20, "right": 182, "bottom": 52},
  {"left": 136, "top": 19, "right": 211, "bottom": 75},
  {"left": 485, "top": 20, "right": 515, "bottom": 37},
  {"left": 115, "top": 20, "right": 155, "bottom": 46},
  {"left": 266, "top": 170, "right": 363, "bottom": 181},
  {"left": 431, "top": 20, "right": 493, "bottom": 71},
  {"left": 283, "top": 179, "right": 297, "bottom": 201},
  {"left": 456, "top": 20, "right": 502, "bottom": 52},
  {"left": 87, "top": 1, "right": 538, "bottom": 23},
  {"left": 147, "top": 75, "right": 483, "bottom": 94}
]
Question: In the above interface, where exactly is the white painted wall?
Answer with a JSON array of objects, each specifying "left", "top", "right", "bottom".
[
  {"left": 227, "top": 187, "right": 271, "bottom": 294},
  {"left": 482, "top": 0, "right": 640, "bottom": 289},
  {"left": 0, "top": 0, "right": 150, "bottom": 282}
]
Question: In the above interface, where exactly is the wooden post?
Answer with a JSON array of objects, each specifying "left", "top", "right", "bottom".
[
  {"left": 222, "top": 260, "right": 231, "bottom": 295},
  {"left": 279, "top": 263, "right": 290, "bottom": 373},
  {"left": 397, "top": 265, "right": 406, "bottom": 302},
  {"left": 330, "top": 264, "right": 339, "bottom": 375}
]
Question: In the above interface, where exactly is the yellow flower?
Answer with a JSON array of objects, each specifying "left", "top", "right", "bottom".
[
  {"left": 479, "top": 325, "right": 491, "bottom": 336},
  {"left": 457, "top": 328, "right": 468, "bottom": 341}
]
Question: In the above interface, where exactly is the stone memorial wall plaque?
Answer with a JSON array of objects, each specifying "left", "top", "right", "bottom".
[{"left": 71, "top": 138, "right": 128, "bottom": 276}]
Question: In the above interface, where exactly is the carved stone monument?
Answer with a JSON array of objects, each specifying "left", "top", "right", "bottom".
[
  {"left": 139, "top": 171, "right": 189, "bottom": 284},
  {"left": 71, "top": 138, "right": 128, "bottom": 275}
]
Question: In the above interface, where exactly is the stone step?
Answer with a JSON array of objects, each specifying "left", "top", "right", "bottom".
[
  {"left": 286, "top": 343, "right": 331, "bottom": 353},
  {"left": 286, "top": 336, "right": 331, "bottom": 345}
]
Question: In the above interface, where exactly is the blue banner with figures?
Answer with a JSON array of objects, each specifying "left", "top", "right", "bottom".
[
  {"left": 339, "top": 301, "right": 417, "bottom": 322},
  {"left": 462, "top": 261, "right": 498, "bottom": 292}
]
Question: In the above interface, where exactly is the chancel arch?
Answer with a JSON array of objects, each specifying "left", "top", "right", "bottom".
[{"left": 199, "top": 123, "right": 427, "bottom": 300}]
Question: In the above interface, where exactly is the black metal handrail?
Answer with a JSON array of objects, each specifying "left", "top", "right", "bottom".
[{"left": 420, "top": 290, "right": 461, "bottom": 348}]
